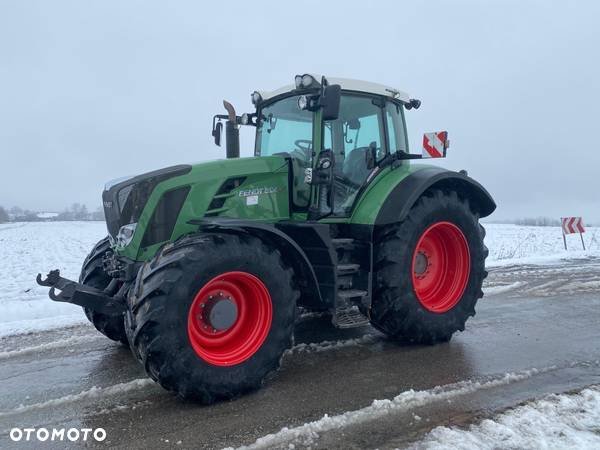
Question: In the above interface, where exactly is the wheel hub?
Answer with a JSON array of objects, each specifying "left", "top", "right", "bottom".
[
  {"left": 204, "top": 294, "right": 238, "bottom": 331},
  {"left": 413, "top": 251, "right": 429, "bottom": 276}
]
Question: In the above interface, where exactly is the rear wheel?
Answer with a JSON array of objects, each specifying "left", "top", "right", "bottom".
[
  {"left": 79, "top": 237, "right": 128, "bottom": 344},
  {"left": 125, "top": 233, "right": 298, "bottom": 402},
  {"left": 371, "top": 190, "right": 488, "bottom": 344}
]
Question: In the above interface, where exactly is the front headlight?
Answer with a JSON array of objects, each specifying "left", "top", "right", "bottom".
[
  {"left": 251, "top": 91, "right": 262, "bottom": 105},
  {"left": 116, "top": 223, "right": 137, "bottom": 247},
  {"left": 297, "top": 95, "right": 309, "bottom": 110},
  {"left": 301, "top": 74, "right": 314, "bottom": 88}
]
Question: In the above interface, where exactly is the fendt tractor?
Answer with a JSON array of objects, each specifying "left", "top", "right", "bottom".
[{"left": 37, "top": 75, "right": 495, "bottom": 402}]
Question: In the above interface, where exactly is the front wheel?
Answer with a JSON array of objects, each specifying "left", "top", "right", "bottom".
[
  {"left": 79, "top": 236, "right": 128, "bottom": 344},
  {"left": 370, "top": 190, "right": 488, "bottom": 344},
  {"left": 125, "top": 233, "right": 298, "bottom": 402}
]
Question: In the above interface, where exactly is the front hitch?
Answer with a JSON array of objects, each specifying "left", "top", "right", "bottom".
[{"left": 36, "top": 270, "right": 126, "bottom": 315}]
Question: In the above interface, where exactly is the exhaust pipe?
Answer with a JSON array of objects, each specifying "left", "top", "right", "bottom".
[{"left": 223, "top": 100, "right": 240, "bottom": 159}]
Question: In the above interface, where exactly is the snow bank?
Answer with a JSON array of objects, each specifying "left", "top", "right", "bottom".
[
  {"left": 484, "top": 223, "right": 600, "bottom": 266},
  {"left": 285, "top": 335, "right": 379, "bottom": 356},
  {"left": 482, "top": 281, "right": 525, "bottom": 297},
  {"left": 0, "top": 378, "right": 155, "bottom": 417},
  {"left": 231, "top": 368, "right": 548, "bottom": 450},
  {"left": 0, "top": 334, "right": 103, "bottom": 360},
  {"left": 0, "top": 222, "right": 107, "bottom": 337},
  {"left": 412, "top": 385, "right": 600, "bottom": 450}
]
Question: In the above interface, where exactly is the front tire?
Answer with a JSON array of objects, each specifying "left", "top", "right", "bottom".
[
  {"left": 79, "top": 237, "right": 128, "bottom": 344},
  {"left": 370, "top": 190, "right": 488, "bottom": 344},
  {"left": 125, "top": 233, "right": 298, "bottom": 403}
]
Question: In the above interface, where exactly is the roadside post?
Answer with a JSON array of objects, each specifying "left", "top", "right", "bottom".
[{"left": 561, "top": 217, "right": 586, "bottom": 250}]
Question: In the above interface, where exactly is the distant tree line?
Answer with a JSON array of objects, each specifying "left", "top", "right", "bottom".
[
  {"left": 513, "top": 217, "right": 561, "bottom": 227},
  {"left": 0, "top": 204, "right": 105, "bottom": 223},
  {"left": 486, "top": 217, "right": 597, "bottom": 227}
]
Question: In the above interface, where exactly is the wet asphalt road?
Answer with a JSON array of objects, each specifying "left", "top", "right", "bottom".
[{"left": 0, "top": 257, "right": 599, "bottom": 449}]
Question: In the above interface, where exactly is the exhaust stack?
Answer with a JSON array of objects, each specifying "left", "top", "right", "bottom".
[{"left": 223, "top": 100, "right": 240, "bottom": 159}]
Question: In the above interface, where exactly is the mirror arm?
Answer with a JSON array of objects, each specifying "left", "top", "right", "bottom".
[{"left": 395, "top": 150, "right": 425, "bottom": 160}]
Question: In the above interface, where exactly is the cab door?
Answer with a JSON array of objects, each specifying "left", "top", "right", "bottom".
[{"left": 323, "top": 94, "right": 387, "bottom": 216}]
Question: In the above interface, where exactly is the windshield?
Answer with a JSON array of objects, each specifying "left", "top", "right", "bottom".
[{"left": 255, "top": 95, "right": 313, "bottom": 163}]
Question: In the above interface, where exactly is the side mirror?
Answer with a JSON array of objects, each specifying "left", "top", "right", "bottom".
[
  {"left": 320, "top": 84, "right": 341, "bottom": 121},
  {"left": 365, "top": 141, "right": 377, "bottom": 169},
  {"left": 212, "top": 121, "right": 223, "bottom": 146}
]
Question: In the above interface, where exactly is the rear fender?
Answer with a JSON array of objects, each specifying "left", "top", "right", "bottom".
[{"left": 375, "top": 167, "right": 496, "bottom": 225}]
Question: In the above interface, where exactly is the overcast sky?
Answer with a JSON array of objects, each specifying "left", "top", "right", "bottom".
[{"left": 1, "top": 0, "right": 599, "bottom": 222}]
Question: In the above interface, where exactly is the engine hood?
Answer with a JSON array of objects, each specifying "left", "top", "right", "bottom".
[{"left": 106, "top": 156, "right": 290, "bottom": 261}]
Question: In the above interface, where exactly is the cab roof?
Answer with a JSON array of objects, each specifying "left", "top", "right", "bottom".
[{"left": 257, "top": 75, "right": 411, "bottom": 104}]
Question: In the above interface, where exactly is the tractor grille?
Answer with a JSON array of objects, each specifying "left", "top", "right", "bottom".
[
  {"left": 102, "top": 165, "right": 191, "bottom": 239},
  {"left": 140, "top": 186, "right": 190, "bottom": 247}
]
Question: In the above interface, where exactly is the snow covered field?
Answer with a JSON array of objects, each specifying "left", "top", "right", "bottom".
[
  {"left": 484, "top": 223, "right": 600, "bottom": 266},
  {"left": 0, "top": 221, "right": 599, "bottom": 337},
  {"left": 0, "top": 221, "right": 107, "bottom": 337}
]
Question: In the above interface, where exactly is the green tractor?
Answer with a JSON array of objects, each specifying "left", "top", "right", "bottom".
[{"left": 37, "top": 74, "right": 495, "bottom": 402}]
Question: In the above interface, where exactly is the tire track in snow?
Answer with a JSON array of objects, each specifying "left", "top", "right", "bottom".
[
  {"left": 482, "top": 281, "right": 525, "bottom": 297},
  {"left": 0, "top": 334, "right": 103, "bottom": 360},
  {"left": 0, "top": 379, "right": 155, "bottom": 418},
  {"left": 229, "top": 366, "right": 556, "bottom": 450}
]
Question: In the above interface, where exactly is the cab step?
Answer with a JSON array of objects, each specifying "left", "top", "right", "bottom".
[
  {"left": 331, "top": 238, "right": 355, "bottom": 249},
  {"left": 333, "top": 306, "right": 370, "bottom": 329},
  {"left": 337, "top": 289, "right": 368, "bottom": 299},
  {"left": 336, "top": 263, "right": 360, "bottom": 276}
]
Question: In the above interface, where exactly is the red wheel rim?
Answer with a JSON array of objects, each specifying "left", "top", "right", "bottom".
[
  {"left": 187, "top": 271, "right": 272, "bottom": 366},
  {"left": 412, "top": 221, "right": 470, "bottom": 313}
]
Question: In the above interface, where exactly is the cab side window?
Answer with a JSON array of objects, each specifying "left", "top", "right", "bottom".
[{"left": 385, "top": 102, "right": 408, "bottom": 152}]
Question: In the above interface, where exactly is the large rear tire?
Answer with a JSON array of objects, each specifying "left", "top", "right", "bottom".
[
  {"left": 370, "top": 190, "right": 488, "bottom": 344},
  {"left": 125, "top": 233, "right": 298, "bottom": 403},
  {"left": 79, "top": 237, "right": 128, "bottom": 344}
]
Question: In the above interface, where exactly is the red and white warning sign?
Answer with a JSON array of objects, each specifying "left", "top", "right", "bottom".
[
  {"left": 561, "top": 217, "right": 585, "bottom": 235},
  {"left": 561, "top": 216, "right": 586, "bottom": 250},
  {"left": 422, "top": 131, "right": 448, "bottom": 158}
]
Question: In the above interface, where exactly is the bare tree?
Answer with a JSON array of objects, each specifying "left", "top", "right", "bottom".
[
  {"left": 91, "top": 206, "right": 105, "bottom": 221},
  {"left": 0, "top": 206, "right": 9, "bottom": 223}
]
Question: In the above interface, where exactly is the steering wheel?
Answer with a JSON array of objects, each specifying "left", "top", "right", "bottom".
[
  {"left": 294, "top": 139, "right": 312, "bottom": 152},
  {"left": 291, "top": 139, "right": 313, "bottom": 161}
]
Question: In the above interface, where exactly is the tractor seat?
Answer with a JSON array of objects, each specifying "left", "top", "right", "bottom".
[{"left": 342, "top": 147, "right": 370, "bottom": 186}]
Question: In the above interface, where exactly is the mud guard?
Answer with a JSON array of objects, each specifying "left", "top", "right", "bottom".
[
  {"left": 189, "top": 218, "right": 330, "bottom": 309},
  {"left": 375, "top": 167, "right": 496, "bottom": 226}
]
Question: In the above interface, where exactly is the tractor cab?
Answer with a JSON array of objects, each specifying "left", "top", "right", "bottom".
[{"left": 212, "top": 74, "right": 423, "bottom": 220}]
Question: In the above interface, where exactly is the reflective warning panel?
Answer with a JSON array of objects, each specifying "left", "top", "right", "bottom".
[{"left": 422, "top": 131, "right": 448, "bottom": 158}]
